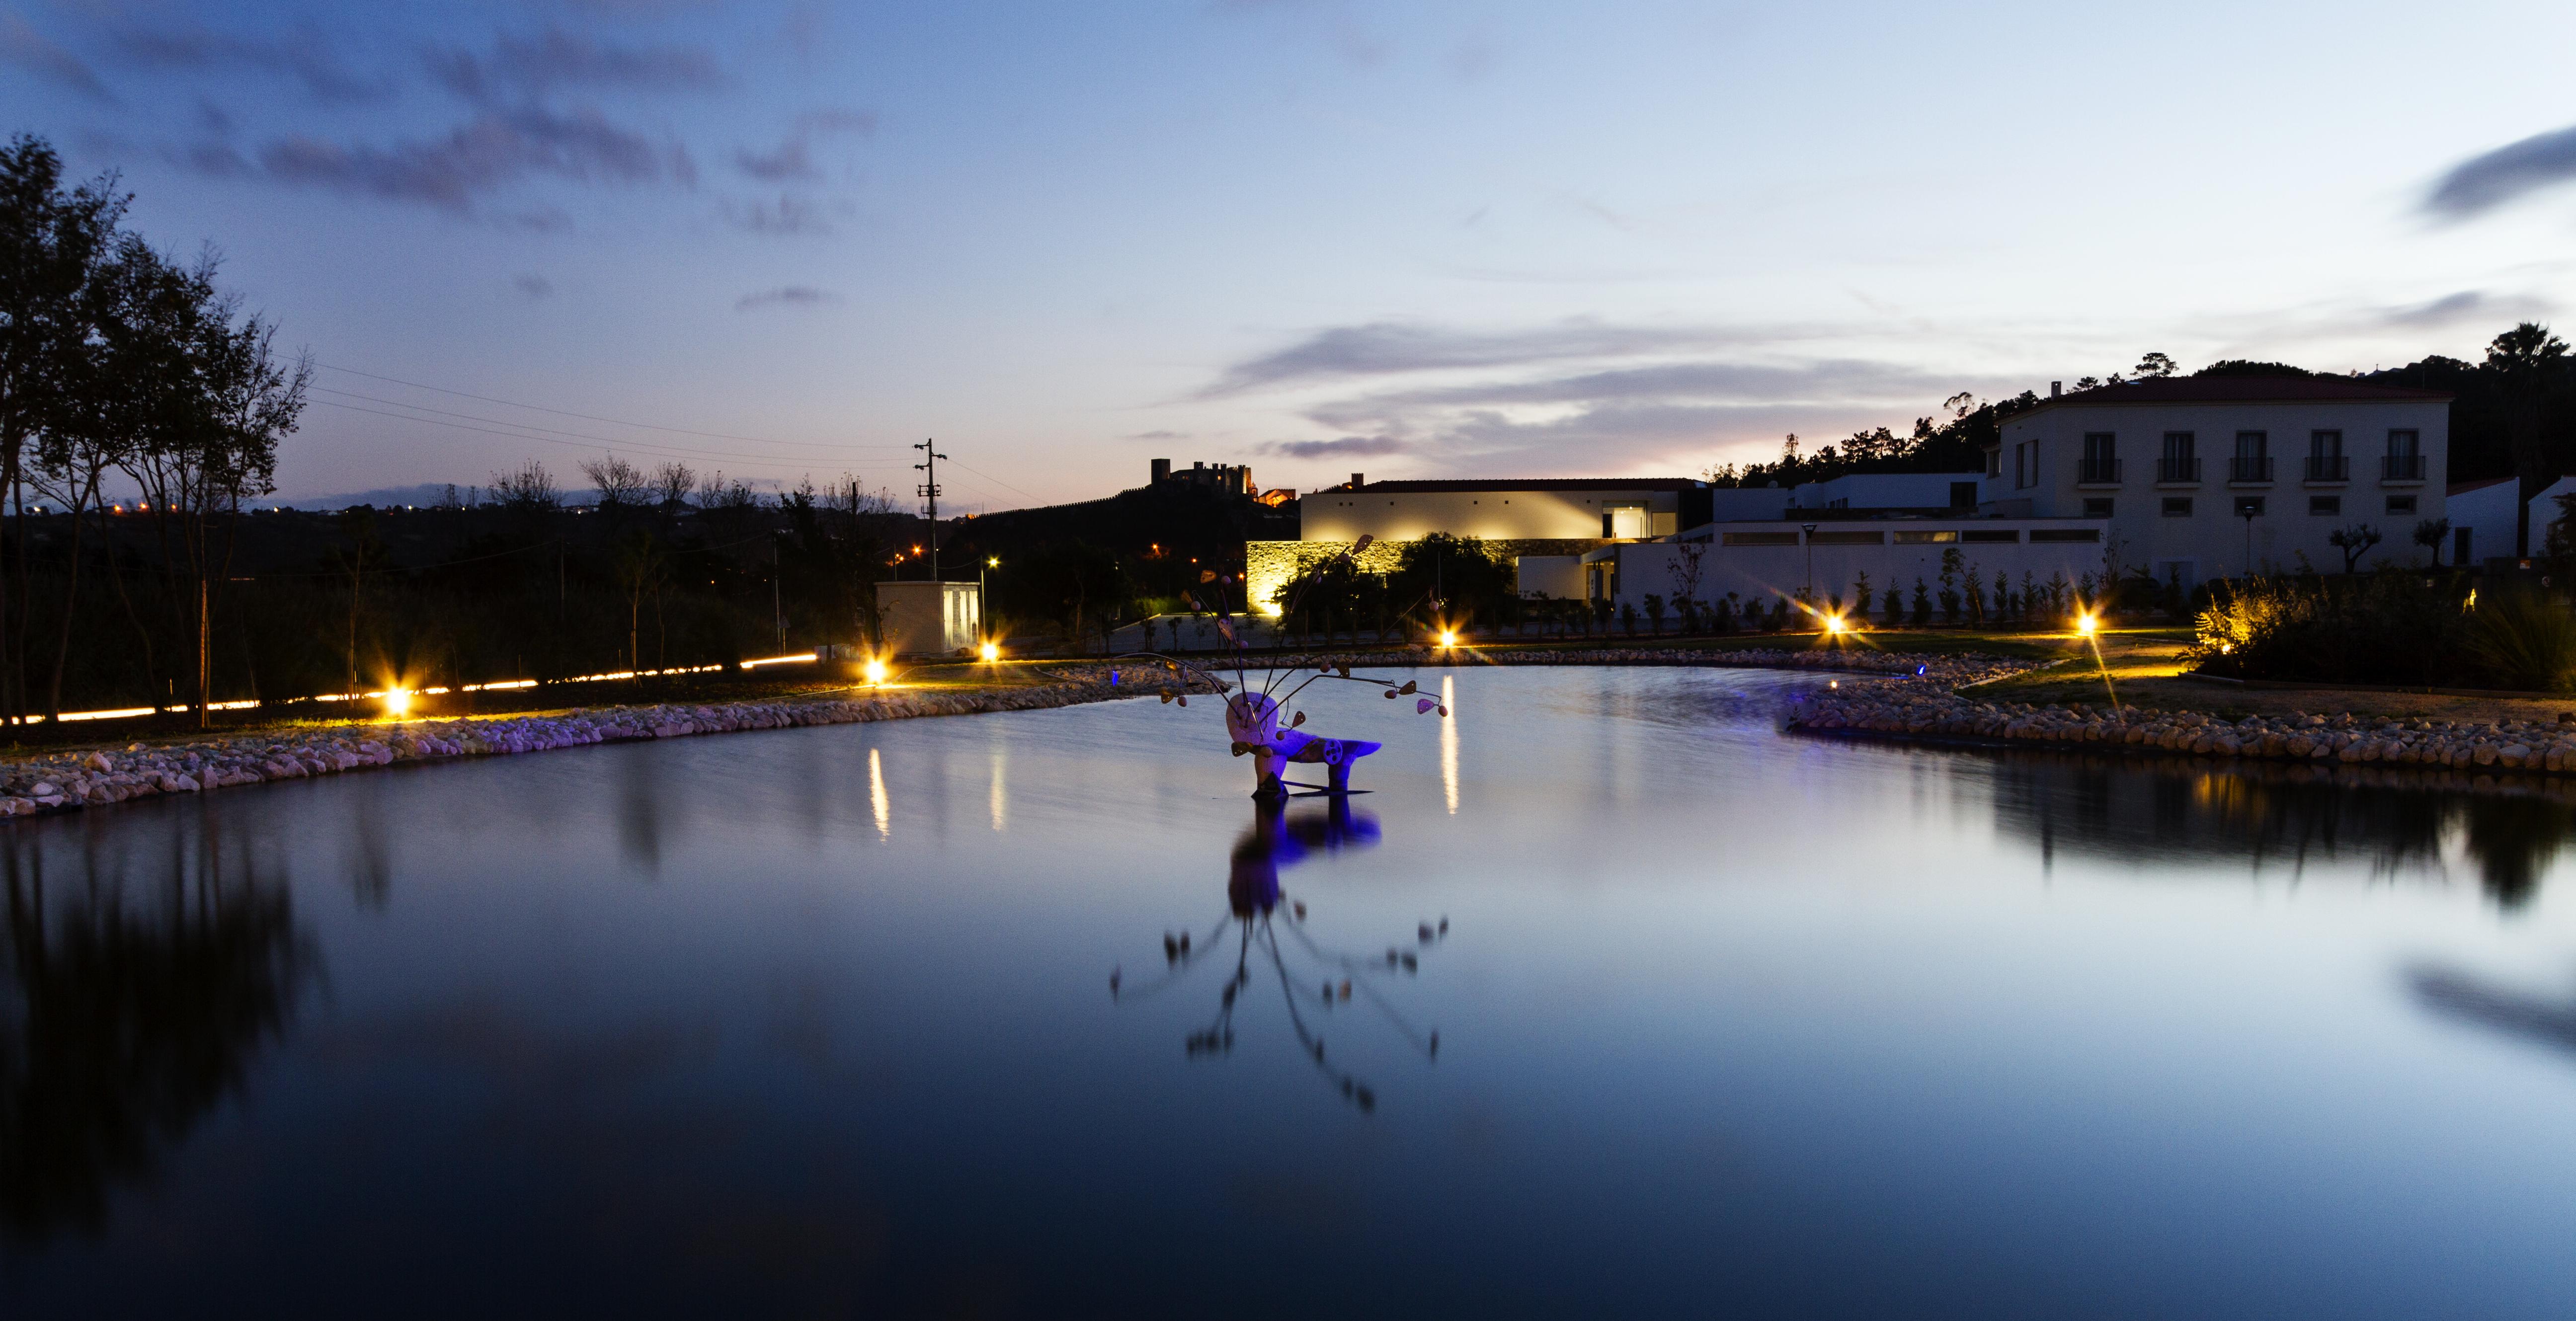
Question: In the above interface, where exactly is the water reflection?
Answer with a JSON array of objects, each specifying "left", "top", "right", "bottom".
[
  {"left": 0, "top": 813, "right": 312, "bottom": 1243},
  {"left": 1983, "top": 750, "right": 2576, "bottom": 906},
  {"left": 1115, "top": 799, "right": 1441, "bottom": 1113},
  {"left": 2410, "top": 965, "right": 2576, "bottom": 1061}
]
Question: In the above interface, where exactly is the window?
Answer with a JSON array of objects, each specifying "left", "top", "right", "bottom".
[
  {"left": 2386, "top": 495, "right": 2417, "bottom": 515},
  {"left": 1963, "top": 529, "right": 2020, "bottom": 544},
  {"left": 2082, "top": 497, "right": 2114, "bottom": 517},
  {"left": 1892, "top": 530, "right": 1958, "bottom": 544},
  {"left": 2029, "top": 529, "right": 2101, "bottom": 543},
  {"left": 1721, "top": 531, "right": 1799, "bottom": 546},
  {"left": 2159, "top": 432, "right": 2199, "bottom": 482},
  {"left": 2385, "top": 429, "right": 2424, "bottom": 480},
  {"left": 2310, "top": 495, "right": 2341, "bottom": 516},
  {"left": 2233, "top": 495, "right": 2266, "bottom": 517},
  {"left": 1949, "top": 481, "right": 1979, "bottom": 508},
  {"left": 2231, "top": 431, "right": 2272, "bottom": 483},
  {"left": 2162, "top": 496, "right": 2193, "bottom": 517},
  {"left": 2307, "top": 430, "right": 2347, "bottom": 481},
  {"left": 1808, "top": 530, "right": 1884, "bottom": 545},
  {"left": 2080, "top": 433, "right": 2120, "bottom": 483}
]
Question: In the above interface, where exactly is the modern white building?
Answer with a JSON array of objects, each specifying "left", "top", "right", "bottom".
[
  {"left": 1595, "top": 516, "right": 2113, "bottom": 616},
  {"left": 875, "top": 580, "right": 982, "bottom": 657},
  {"left": 1297, "top": 476, "right": 1713, "bottom": 543},
  {"left": 2445, "top": 474, "right": 2576, "bottom": 568},
  {"left": 1982, "top": 376, "right": 2451, "bottom": 585},
  {"left": 1789, "top": 472, "right": 1984, "bottom": 512}
]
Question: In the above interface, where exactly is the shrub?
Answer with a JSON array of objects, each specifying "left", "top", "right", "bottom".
[
  {"left": 2463, "top": 589, "right": 2576, "bottom": 692},
  {"left": 2189, "top": 573, "right": 2472, "bottom": 687}
]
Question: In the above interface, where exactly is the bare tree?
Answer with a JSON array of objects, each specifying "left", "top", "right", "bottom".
[
  {"left": 579, "top": 454, "right": 648, "bottom": 508},
  {"left": 2328, "top": 523, "right": 2384, "bottom": 574},
  {"left": 650, "top": 461, "right": 694, "bottom": 510},
  {"left": 490, "top": 459, "right": 559, "bottom": 510}
]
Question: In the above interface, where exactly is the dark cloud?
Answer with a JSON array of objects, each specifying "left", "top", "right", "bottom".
[
  {"left": 722, "top": 193, "right": 833, "bottom": 234},
  {"left": 0, "top": 12, "right": 113, "bottom": 100},
  {"left": 113, "top": 24, "right": 391, "bottom": 101},
  {"left": 1206, "top": 319, "right": 1756, "bottom": 396},
  {"left": 733, "top": 109, "right": 874, "bottom": 181},
  {"left": 513, "top": 273, "right": 554, "bottom": 299},
  {"left": 736, "top": 286, "right": 837, "bottom": 311},
  {"left": 425, "top": 25, "right": 728, "bottom": 102},
  {"left": 1128, "top": 429, "right": 1188, "bottom": 441},
  {"left": 247, "top": 106, "right": 683, "bottom": 213},
  {"left": 2425, "top": 123, "right": 2576, "bottom": 219},
  {"left": 193, "top": 96, "right": 233, "bottom": 135},
  {"left": 1265, "top": 436, "right": 1407, "bottom": 459},
  {"left": 2379, "top": 290, "right": 2511, "bottom": 328}
]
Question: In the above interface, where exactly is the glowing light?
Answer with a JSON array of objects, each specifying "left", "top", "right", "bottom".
[
  {"left": 2075, "top": 612, "right": 2098, "bottom": 637},
  {"left": 979, "top": 641, "right": 1000, "bottom": 662},
  {"left": 986, "top": 556, "right": 999, "bottom": 568},
  {"left": 1438, "top": 630, "right": 1457, "bottom": 647},
  {"left": 1823, "top": 614, "right": 1846, "bottom": 635},
  {"left": 863, "top": 659, "right": 889, "bottom": 685},
  {"left": 384, "top": 689, "right": 411, "bottom": 716}
]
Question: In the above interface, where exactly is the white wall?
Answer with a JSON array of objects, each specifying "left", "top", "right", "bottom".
[
  {"left": 1300, "top": 487, "right": 1683, "bottom": 542},
  {"left": 1515, "top": 554, "right": 1585, "bottom": 598},
  {"left": 1986, "top": 397, "right": 2449, "bottom": 578},
  {"left": 1790, "top": 472, "right": 1981, "bottom": 510},
  {"left": 1582, "top": 519, "right": 2115, "bottom": 614},
  {"left": 877, "top": 580, "right": 982, "bottom": 655}
]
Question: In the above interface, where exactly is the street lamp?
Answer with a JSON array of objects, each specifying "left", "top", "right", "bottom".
[{"left": 980, "top": 555, "right": 998, "bottom": 653}]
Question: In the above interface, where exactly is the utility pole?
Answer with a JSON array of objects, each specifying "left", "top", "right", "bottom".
[{"left": 913, "top": 438, "right": 948, "bottom": 582}]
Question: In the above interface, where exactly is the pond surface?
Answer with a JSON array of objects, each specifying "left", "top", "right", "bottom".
[{"left": 8, "top": 665, "right": 2576, "bottom": 1319}]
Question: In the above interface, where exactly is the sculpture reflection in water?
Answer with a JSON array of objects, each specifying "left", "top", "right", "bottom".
[
  {"left": 2409, "top": 964, "right": 2576, "bottom": 1062},
  {"left": 1984, "top": 750, "right": 2576, "bottom": 908},
  {"left": 1112, "top": 799, "right": 1443, "bottom": 1113},
  {"left": 0, "top": 813, "right": 312, "bottom": 1243}
]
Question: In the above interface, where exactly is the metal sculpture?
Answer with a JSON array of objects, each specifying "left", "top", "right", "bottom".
[{"left": 1122, "top": 534, "right": 1447, "bottom": 799}]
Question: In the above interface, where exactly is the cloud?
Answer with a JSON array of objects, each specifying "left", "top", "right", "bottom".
[
  {"left": 1265, "top": 436, "right": 1408, "bottom": 459},
  {"left": 513, "top": 273, "right": 553, "bottom": 299},
  {"left": 242, "top": 106, "right": 686, "bottom": 213},
  {"left": 1205, "top": 318, "right": 1758, "bottom": 395},
  {"left": 1127, "top": 429, "right": 1189, "bottom": 441},
  {"left": 722, "top": 193, "right": 833, "bottom": 234},
  {"left": 0, "top": 13, "right": 112, "bottom": 100},
  {"left": 733, "top": 109, "right": 874, "bottom": 181},
  {"left": 735, "top": 286, "right": 837, "bottom": 311},
  {"left": 2374, "top": 289, "right": 2552, "bottom": 330},
  {"left": 424, "top": 25, "right": 728, "bottom": 102},
  {"left": 2425, "top": 123, "right": 2576, "bottom": 219},
  {"left": 113, "top": 24, "right": 390, "bottom": 101}
]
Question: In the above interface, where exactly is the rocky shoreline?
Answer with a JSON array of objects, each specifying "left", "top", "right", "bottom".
[
  {"left": 1792, "top": 676, "right": 2576, "bottom": 774},
  {"left": 1219, "top": 645, "right": 2038, "bottom": 687},
  {"left": 0, "top": 666, "right": 1217, "bottom": 819}
]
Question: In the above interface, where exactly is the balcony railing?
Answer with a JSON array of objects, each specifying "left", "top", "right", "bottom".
[
  {"left": 2229, "top": 456, "right": 2273, "bottom": 483},
  {"left": 2383, "top": 454, "right": 2425, "bottom": 481},
  {"left": 2306, "top": 455, "right": 2349, "bottom": 482},
  {"left": 2157, "top": 456, "right": 2201, "bottom": 483},
  {"left": 2077, "top": 457, "right": 2121, "bottom": 484}
]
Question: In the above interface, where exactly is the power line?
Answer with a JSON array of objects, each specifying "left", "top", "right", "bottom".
[{"left": 316, "top": 362, "right": 904, "bottom": 450}]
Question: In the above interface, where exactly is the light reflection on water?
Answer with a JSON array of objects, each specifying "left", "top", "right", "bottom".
[{"left": 4, "top": 666, "right": 2576, "bottom": 1318}]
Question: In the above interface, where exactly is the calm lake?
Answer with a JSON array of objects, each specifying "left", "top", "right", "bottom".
[{"left": 7, "top": 665, "right": 2576, "bottom": 1318}]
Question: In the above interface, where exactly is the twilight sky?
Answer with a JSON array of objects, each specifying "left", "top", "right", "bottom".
[{"left": 6, "top": 0, "right": 2576, "bottom": 509}]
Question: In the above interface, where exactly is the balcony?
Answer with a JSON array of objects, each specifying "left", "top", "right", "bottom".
[
  {"left": 2305, "top": 455, "right": 2349, "bottom": 483},
  {"left": 2077, "top": 457, "right": 2122, "bottom": 485},
  {"left": 2383, "top": 454, "right": 2426, "bottom": 482},
  {"left": 2156, "top": 457, "right": 2201, "bottom": 483},
  {"left": 2228, "top": 456, "right": 2274, "bottom": 484}
]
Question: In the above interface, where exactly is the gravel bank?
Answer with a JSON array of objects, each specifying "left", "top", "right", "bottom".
[
  {"left": 1793, "top": 679, "right": 2576, "bottom": 775},
  {"left": 0, "top": 666, "right": 1215, "bottom": 820}
]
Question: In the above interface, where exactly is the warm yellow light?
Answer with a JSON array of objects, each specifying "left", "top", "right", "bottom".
[
  {"left": 1438, "top": 630, "right": 1456, "bottom": 647},
  {"left": 2075, "top": 612, "right": 2098, "bottom": 637},
  {"left": 1823, "top": 614, "right": 1846, "bottom": 635},
  {"left": 863, "top": 659, "right": 888, "bottom": 685},
  {"left": 979, "top": 642, "right": 999, "bottom": 662},
  {"left": 385, "top": 689, "right": 411, "bottom": 716},
  {"left": 987, "top": 556, "right": 999, "bottom": 568}
]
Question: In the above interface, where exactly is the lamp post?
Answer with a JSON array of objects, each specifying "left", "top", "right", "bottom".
[
  {"left": 981, "top": 555, "right": 997, "bottom": 645},
  {"left": 1801, "top": 523, "right": 1819, "bottom": 608},
  {"left": 2240, "top": 503, "right": 2257, "bottom": 582}
]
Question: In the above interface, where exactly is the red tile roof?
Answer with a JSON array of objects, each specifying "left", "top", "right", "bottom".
[{"left": 2022, "top": 376, "right": 2451, "bottom": 414}]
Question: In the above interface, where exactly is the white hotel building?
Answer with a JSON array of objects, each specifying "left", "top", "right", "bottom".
[{"left": 1981, "top": 376, "right": 2451, "bottom": 586}]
